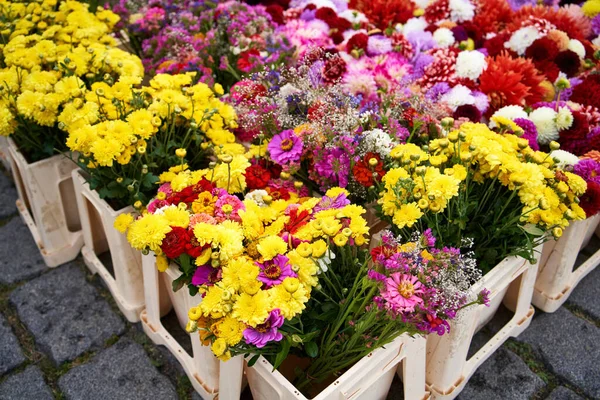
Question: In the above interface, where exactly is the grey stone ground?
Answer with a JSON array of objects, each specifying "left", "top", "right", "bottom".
[{"left": 0, "top": 167, "right": 599, "bottom": 400}]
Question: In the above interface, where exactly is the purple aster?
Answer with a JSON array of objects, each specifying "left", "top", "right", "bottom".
[
  {"left": 574, "top": 159, "right": 600, "bottom": 184},
  {"left": 256, "top": 255, "right": 296, "bottom": 288},
  {"left": 425, "top": 82, "right": 451, "bottom": 102},
  {"left": 514, "top": 118, "right": 539, "bottom": 151},
  {"left": 243, "top": 309, "right": 284, "bottom": 348},
  {"left": 478, "top": 288, "right": 491, "bottom": 307},
  {"left": 268, "top": 129, "right": 303, "bottom": 165},
  {"left": 367, "top": 35, "right": 393, "bottom": 56},
  {"left": 191, "top": 265, "right": 222, "bottom": 286},
  {"left": 314, "top": 193, "right": 351, "bottom": 213},
  {"left": 388, "top": 118, "right": 410, "bottom": 141},
  {"left": 593, "top": 15, "right": 600, "bottom": 36}
]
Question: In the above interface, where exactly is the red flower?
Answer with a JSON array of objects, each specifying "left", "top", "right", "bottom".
[
  {"left": 237, "top": 49, "right": 260, "bottom": 73},
  {"left": 554, "top": 50, "right": 581, "bottom": 77},
  {"left": 346, "top": 33, "right": 369, "bottom": 53},
  {"left": 230, "top": 80, "right": 267, "bottom": 103},
  {"left": 560, "top": 111, "right": 589, "bottom": 141},
  {"left": 525, "top": 37, "right": 559, "bottom": 62},
  {"left": 315, "top": 7, "right": 338, "bottom": 26},
  {"left": 307, "top": 101, "right": 328, "bottom": 121},
  {"left": 472, "top": 0, "right": 514, "bottom": 37},
  {"left": 322, "top": 55, "right": 347, "bottom": 83},
  {"left": 509, "top": 6, "right": 586, "bottom": 41},
  {"left": 479, "top": 52, "right": 548, "bottom": 114},
  {"left": 161, "top": 227, "right": 191, "bottom": 259},
  {"left": 167, "top": 179, "right": 214, "bottom": 205},
  {"left": 266, "top": 186, "right": 291, "bottom": 200},
  {"left": 187, "top": 235, "right": 207, "bottom": 258},
  {"left": 424, "top": 0, "right": 450, "bottom": 24},
  {"left": 245, "top": 164, "right": 272, "bottom": 190},
  {"left": 483, "top": 32, "right": 511, "bottom": 58},
  {"left": 453, "top": 104, "right": 481, "bottom": 122},
  {"left": 571, "top": 74, "right": 600, "bottom": 109},
  {"left": 533, "top": 60, "right": 560, "bottom": 82},
  {"left": 352, "top": 152, "right": 385, "bottom": 188},
  {"left": 283, "top": 208, "right": 312, "bottom": 234},
  {"left": 349, "top": 0, "right": 414, "bottom": 30},
  {"left": 265, "top": 4, "right": 285, "bottom": 25},
  {"left": 580, "top": 181, "right": 600, "bottom": 217}
]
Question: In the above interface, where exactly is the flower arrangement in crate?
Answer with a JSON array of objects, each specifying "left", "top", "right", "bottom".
[
  {"left": 375, "top": 121, "right": 588, "bottom": 273},
  {"left": 113, "top": 0, "right": 294, "bottom": 88},
  {"left": 65, "top": 72, "right": 238, "bottom": 208},
  {"left": 0, "top": 0, "right": 143, "bottom": 162},
  {"left": 121, "top": 161, "right": 487, "bottom": 396}
]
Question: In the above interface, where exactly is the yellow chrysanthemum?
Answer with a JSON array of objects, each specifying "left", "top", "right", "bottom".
[
  {"left": 257, "top": 235, "right": 288, "bottom": 261},
  {"left": 232, "top": 291, "right": 270, "bottom": 327},
  {"left": 126, "top": 213, "right": 171, "bottom": 251},
  {"left": 113, "top": 213, "right": 134, "bottom": 233}
]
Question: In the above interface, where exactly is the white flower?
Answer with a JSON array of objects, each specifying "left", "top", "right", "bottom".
[
  {"left": 339, "top": 9, "right": 369, "bottom": 24},
  {"left": 449, "top": 0, "right": 475, "bottom": 22},
  {"left": 556, "top": 107, "right": 574, "bottom": 131},
  {"left": 361, "top": 128, "right": 394, "bottom": 157},
  {"left": 403, "top": 17, "right": 428, "bottom": 36},
  {"left": 593, "top": 36, "right": 600, "bottom": 48},
  {"left": 316, "top": 249, "right": 335, "bottom": 273},
  {"left": 489, "top": 105, "right": 528, "bottom": 128},
  {"left": 455, "top": 50, "right": 487, "bottom": 80},
  {"left": 505, "top": 26, "right": 541, "bottom": 56},
  {"left": 441, "top": 85, "right": 475, "bottom": 111},
  {"left": 568, "top": 39, "right": 585, "bottom": 59},
  {"left": 245, "top": 190, "right": 269, "bottom": 207},
  {"left": 550, "top": 150, "right": 579, "bottom": 168},
  {"left": 529, "top": 107, "right": 559, "bottom": 145},
  {"left": 433, "top": 28, "right": 455, "bottom": 48}
]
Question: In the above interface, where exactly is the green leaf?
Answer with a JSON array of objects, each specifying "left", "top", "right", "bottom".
[
  {"left": 273, "top": 338, "right": 291, "bottom": 370},
  {"left": 522, "top": 224, "right": 545, "bottom": 237},
  {"left": 179, "top": 254, "right": 194, "bottom": 275},
  {"left": 188, "top": 284, "right": 199, "bottom": 297},
  {"left": 171, "top": 275, "right": 186, "bottom": 292},
  {"left": 305, "top": 341, "right": 318, "bottom": 358},
  {"left": 247, "top": 354, "right": 261, "bottom": 367}
]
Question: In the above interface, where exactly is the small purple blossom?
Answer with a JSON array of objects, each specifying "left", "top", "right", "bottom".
[
  {"left": 514, "top": 118, "right": 539, "bottom": 151},
  {"left": 243, "top": 309, "right": 284, "bottom": 348},
  {"left": 574, "top": 159, "right": 600, "bottom": 184},
  {"left": 367, "top": 35, "right": 393, "bottom": 56},
  {"left": 192, "top": 265, "right": 221, "bottom": 286},
  {"left": 314, "top": 193, "right": 351, "bottom": 213},
  {"left": 478, "top": 288, "right": 491, "bottom": 307}
]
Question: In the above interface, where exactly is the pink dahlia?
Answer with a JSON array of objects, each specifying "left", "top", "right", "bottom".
[
  {"left": 268, "top": 129, "right": 303, "bottom": 165},
  {"left": 381, "top": 273, "right": 424, "bottom": 312}
]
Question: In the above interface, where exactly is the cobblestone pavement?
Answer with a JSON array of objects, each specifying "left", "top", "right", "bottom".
[{"left": 0, "top": 166, "right": 599, "bottom": 400}]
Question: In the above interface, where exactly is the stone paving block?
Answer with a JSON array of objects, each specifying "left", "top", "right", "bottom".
[
  {"left": 9, "top": 263, "right": 125, "bottom": 365},
  {"left": 0, "top": 313, "right": 25, "bottom": 376},
  {"left": 58, "top": 338, "right": 177, "bottom": 400},
  {"left": 0, "top": 172, "right": 17, "bottom": 219},
  {"left": 518, "top": 307, "right": 600, "bottom": 399},
  {"left": 568, "top": 264, "right": 600, "bottom": 321},
  {"left": 0, "top": 366, "right": 53, "bottom": 400},
  {"left": 546, "top": 386, "right": 585, "bottom": 400},
  {"left": 0, "top": 218, "right": 47, "bottom": 284},
  {"left": 456, "top": 347, "right": 545, "bottom": 400}
]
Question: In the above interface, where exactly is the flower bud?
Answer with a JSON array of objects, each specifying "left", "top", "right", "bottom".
[
  {"left": 263, "top": 195, "right": 273, "bottom": 204},
  {"left": 368, "top": 157, "right": 378, "bottom": 167},
  {"left": 133, "top": 200, "right": 142, "bottom": 209},
  {"left": 280, "top": 171, "right": 290, "bottom": 180},
  {"left": 219, "top": 154, "right": 233, "bottom": 164},
  {"left": 175, "top": 148, "right": 187, "bottom": 158},
  {"left": 116, "top": 177, "right": 123, "bottom": 183},
  {"left": 127, "top": 184, "right": 135, "bottom": 192},
  {"left": 549, "top": 141, "right": 560, "bottom": 151},
  {"left": 552, "top": 227, "right": 563, "bottom": 238}
]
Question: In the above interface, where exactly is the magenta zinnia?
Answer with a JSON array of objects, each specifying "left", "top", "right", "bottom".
[
  {"left": 380, "top": 273, "right": 424, "bottom": 313},
  {"left": 267, "top": 129, "right": 303, "bottom": 165}
]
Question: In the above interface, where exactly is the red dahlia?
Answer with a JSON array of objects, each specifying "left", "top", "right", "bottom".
[{"left": 245, "top": 164, "right": 272, "bottom": 190}]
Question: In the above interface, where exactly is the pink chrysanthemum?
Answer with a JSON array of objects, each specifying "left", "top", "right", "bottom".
[
  {"left": 214, "top": 194, "right": 245, "bottom": 222},
  {"left": 381, "top": 273, "right": 424, "bottom": 313}
]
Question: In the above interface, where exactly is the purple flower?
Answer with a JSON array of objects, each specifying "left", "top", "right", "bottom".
[
  {"left": 368, "top": 270, "right": 387, "bottom": 282},
  {"left": 257, "top": 255, "right": 297, "bottom": 288},
  {"left": 421, "top": 229, "right": 436, "bottom": 248},
  {"left": 514, "top": 118, "right": 539, "bottom": 151},
  {"left": 478, "top": 288, "right": 491, "bottom": 307},
  {"left": 367, "top": 35, "right": 393, "bottom": 56},
  {"left": 593, "top": 15, "right": 600, "bottom": 36},
  {"left": 313, "top": 193, "right": 350, "bottom": 213},
  {"left": 313, "top": 147, "right": 351, "bottom": 189},
  {"left": 425, "top": 82, "right": 450, "bottom": 102},
  {"left": 191, "top": 265, "right": 222, "bottom": 286},
  {"left": 268, "top": 129, "right": 303, "bottom": 165},
  {"left": 574, "top": 159, "right": 600, "bottom": 184},
  {"left": 243, "top": 309, "right": 284, "bottom": 348}
]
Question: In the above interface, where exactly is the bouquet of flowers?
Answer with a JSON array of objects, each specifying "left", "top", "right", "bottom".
[
  {"left": 0, "top": 0, "right": 143, "bottom": 162},
  {"left": 184, "top": 214, "right": 486, "bottom": 397},
  {"left": 65, "top": 72, "right": 238, "bottom": 208},
  {"left": 115, "top": 0, "right": 294, "bottom": 87},
  {"left": 229, "top": 60, "right": 449, "bottom": 203},
  {"left": 376, "top": 121, "right": 587, "bottom": 272}
]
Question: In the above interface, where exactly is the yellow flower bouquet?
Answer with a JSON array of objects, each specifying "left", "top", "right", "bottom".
[
  {"left": 65, "top": 73, "right": 238, "bottom": 208},
  {"left": 0, "top": 0, "right": 143, "bottom": 162},
  {"left": 376, "top": 122, "right": 587, "bottom": 272}
]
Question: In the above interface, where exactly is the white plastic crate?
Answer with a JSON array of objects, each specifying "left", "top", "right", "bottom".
[
  {"left": 246, "top": 334, "right": 429, "bottom": 400},
  {"left": 72, "top": 170, "right": 164, "bottom": 322},
  {"left": 8, "top": 139, "right": 83, "bottom": 267},
  {"left": 426, "top": 252, "right": 540, "bottom": 399},
  {"left": 140, "top": 254, "right": 244, "bottom": 400},
  {"left": 533, "top": 215, "right": 600, "bottom": 312}
]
